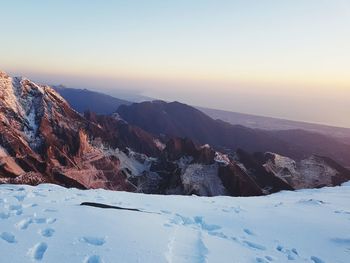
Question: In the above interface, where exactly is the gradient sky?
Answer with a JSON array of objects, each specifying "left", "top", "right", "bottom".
[{"left": 1, "top": 0, "right": 350, "bottom": 127}]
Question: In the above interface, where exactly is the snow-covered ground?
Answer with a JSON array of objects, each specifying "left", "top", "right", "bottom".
[{"left": 1, "top": 183, "right": 350, "bottom": 263}]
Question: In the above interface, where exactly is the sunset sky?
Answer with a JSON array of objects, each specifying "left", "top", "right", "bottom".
[{"left": 1, "top": 0, "right": 350, "bottom": 127}]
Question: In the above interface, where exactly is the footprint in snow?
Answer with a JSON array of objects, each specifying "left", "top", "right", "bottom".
[
  {"left": 13, "top": 194, "right": 26, "bottom": 202},
  {"left": 8, "top": 204, "right": 23, "bottom": 214},
  {"left": 16, "top": 216, "right": 57, "bottom": 230},
  {"left": 194, "top": 216, "right": 221, "bottom": 232},
  {"left": 256, "top": 256, "right": 274, "bottom": 262},
  {"left": 334, "top": 210, "right": 350, "bottom": 215},
  {"left": 166, "top": 227, "right": 208, "bottom": 263},
  {"left": 0, "top": 232, "right": 17, "bottom": 243},
  {"left": 84, "top": 255, "right": 104, "bottom": 263},
  {"left": 46, "top": 217, "right": 57, "bottom": 224},
  {"left": 256, "top": 257, "right": 269, "bottom": 263},
  {"left": 222, "top": 206, "right": 244, "bottom": 213},
  {"left": 276, "top": 245, "right": 299, "bottom": 260},
  {"left": 243, "top": 228, "right": 255, "bottom": 236},
  {"left": 265, "top": 255, "right": 274, "bottom": 261},
  {"left": 208, "top": 231, "right": 228, "bottom": 239},
  {"left": 27, "top": 242, "right": 48, "bottom": 261},
  {"left": 33, "top": 217, "right": 48, "bottom": 224},
  {"left": 274, "top": 202, "right": 283, "bottom": 207},
  {"left": 311, "top": 256, "right": 326, "bottom": 263},
  {"left": 243, "top": 240, "right": 266, "bottom": 251},
  {"left": 0, "top": 211, "right": 10, "bottom": 219},
  {"left": 39, "top": 228, "right": 55, "bottom": 238},
  {"left": 16, "top": 217, "right": 33, "bottom": 230},
  {"left": 297, "top": 199, "right": 326, "bottom": 205},
  {"left": 43, "top": 208, "right": 58, "bottom": 213},
  {"left": 33, "top": 192, "right": 47, "bottom": 198},
  {"left": 330, "top": 238, "right": 350, "bottom": 245},
  {"left": 80, "top": 236, "right": 106, "bottom": 246}
]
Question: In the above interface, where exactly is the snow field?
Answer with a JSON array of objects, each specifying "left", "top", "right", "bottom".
[{"left": 0, "top": 183, "right": 350, "bottom": 262}]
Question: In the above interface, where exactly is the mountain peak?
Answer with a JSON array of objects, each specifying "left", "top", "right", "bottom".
[{"left": 0, "top": 70, "right": 9, "bottom": 78}]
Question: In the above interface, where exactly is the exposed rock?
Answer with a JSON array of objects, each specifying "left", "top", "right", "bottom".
[
  {"left": 218, "top": 162, "right": 263, "bottom": 196},
  {"left": 262, "top": 152, "right": 350, "bottom": 189},
  {"left": 235, "top": 149, "right": 294, "bottom": 194}
]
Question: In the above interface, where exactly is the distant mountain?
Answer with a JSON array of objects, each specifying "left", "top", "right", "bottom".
[
  {"left": 117, "top": 101, "right": 350, "bottom": 167},
  {"left": 52, "top": 86, "right": 131, "bottom": 114},
  {"left": 53, "top": 86, "right": 350, "bottom": 146},
  {"left": 199, "top": 107, "right": 350, "bottom": 144}
]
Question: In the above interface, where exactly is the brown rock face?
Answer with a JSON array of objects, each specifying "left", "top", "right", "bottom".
[
  {"left": 218, "top": 163, "right": 263, "bottom": 196},
  {"left": 84, "top": 112, "right": 160, "bottom": 157},
  {"left": 163, "top": 138, "right": 215, "bottom": 164}
]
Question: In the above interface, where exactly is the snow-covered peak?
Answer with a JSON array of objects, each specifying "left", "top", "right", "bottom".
[
  {"left": 0, "top": 70, "right": 77, "bottom": 150},
  {"left": 0, "top": 71, "right": 68, "bottom": 113}
]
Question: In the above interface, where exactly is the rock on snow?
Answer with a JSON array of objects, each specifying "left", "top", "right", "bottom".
[{"left": 0, "top": 183, "right": 350, "bottom": 263}]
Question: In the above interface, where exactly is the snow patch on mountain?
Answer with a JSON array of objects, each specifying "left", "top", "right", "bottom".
[
  {"left": 181, "top": 164, "right": 226, "bottom": 196},
  {"left": 154, "top": 139, "right": 166, "bottom": 151},
  {"left": 262, "top": 153, "right": 344, "bottom": 189},
  {"left": 214, "top": 152, "right": 230, "bottom": 166},
  {"left": 104, "top": 147, "right": 154, "bottom": 177},
  {"left": 298, "top": 156, "right": 337, "bottom": 187}
]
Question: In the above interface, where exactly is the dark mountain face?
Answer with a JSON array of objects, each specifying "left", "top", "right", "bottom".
[
  {"left": 52, "top": 86, "right": 131, "bottom": 115},
  {"left": 117, "top": 101, "right": 350, "bottom": 167},
  {"left": 199, "top": 106, "right": 350, "bottom": 145},
  {"left": 83, "top": 111, "right": 160, "bottom": 157}
]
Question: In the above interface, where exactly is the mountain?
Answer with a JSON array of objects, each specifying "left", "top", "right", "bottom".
[
  {"left": 0, "top": 71, "right": 264, "bottom": 195},
  {"left": 51, "top": 86, "right": 350, "bottom": 146},
  {"left": 199, "top": 106, "right": 350, "bottom": 144},
  {"left": 52, "top": 86, "right": 131, "bottom": 114},
  {"left": 117, "top": 100, "right": 350, "bottom": 167},
  {"left": 0, "top": 71, "right": 159, "bottom": 190},
  {"left": 1, "top": 71, "right": 349, "bottom": 196}
]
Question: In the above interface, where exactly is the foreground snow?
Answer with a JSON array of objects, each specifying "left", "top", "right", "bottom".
[{"left": 0, "top": 183, "right": 350, "bottom": 263}]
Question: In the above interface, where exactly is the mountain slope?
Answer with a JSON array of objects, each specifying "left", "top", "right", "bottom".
[
  {"left": 199, "top": 106, "right": 350, "bottom": 144},
  {"left": 52, "top": 86, "right": 131, "bottom": 114},
  {"left": 117, "top": 100, "right": 350, "bottom": 167},
  {"left": 0, "top": 71, "right": 159, "bottom": 190}
]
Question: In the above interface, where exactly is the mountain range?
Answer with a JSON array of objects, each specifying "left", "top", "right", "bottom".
[
  {"left": 1, "top": 70, "right": 350, "bottom": 197},
  {"left": 52, "top": 85, "right": 131, "bottom": 114}
]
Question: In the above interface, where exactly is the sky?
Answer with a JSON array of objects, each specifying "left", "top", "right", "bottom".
[{"left": 1, "top": 0, "right": 350, "bottom": 128}]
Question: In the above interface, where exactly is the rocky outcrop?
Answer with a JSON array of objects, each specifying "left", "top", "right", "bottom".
[
  {"left": 235, "top": 149, "right": 294, "bottom": 194},
  {"left": 218, "top": 163, "right": 263, "bottom": 196},
  {"left": 261, "top": 152, "right": 350, "bottom": 189}
]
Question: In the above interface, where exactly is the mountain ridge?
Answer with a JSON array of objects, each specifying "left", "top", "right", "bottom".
[{"left": 117, "top": 100, "right": 350, "bottom": 167}]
